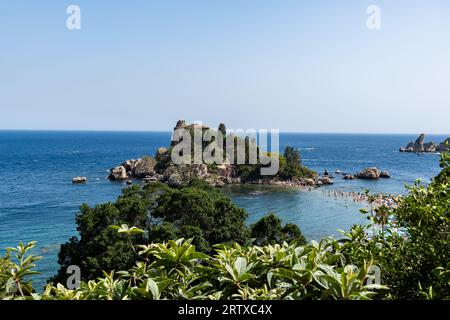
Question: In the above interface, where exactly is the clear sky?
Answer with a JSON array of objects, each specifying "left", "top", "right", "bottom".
[{"left": 1, "top": 0, "right": 449, "bottom": 133}]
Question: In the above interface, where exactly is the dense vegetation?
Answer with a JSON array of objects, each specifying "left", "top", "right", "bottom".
[
  {"left": 1, "top": 238, "right": 385, "bottom": 300},
  {"left": 279, "top": 146, "right": 316, "bottom": 180},
  {"left": 0, "top": 153, "right": 449, "bottom": 300},
  {"left": 50, "top": 180, "right": 305, "bottom": 283},
  {"left": 235, "top": 146, "right": 316, "bottom": 182}
]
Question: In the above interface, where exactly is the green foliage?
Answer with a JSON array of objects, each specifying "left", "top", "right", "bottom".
[
  {"left": 234, "top": 146, "right": 316, "bottom": 182},
  {"left": 333, "top": 152, "right": 450, "bottom": 299},
  {"left": 51, "top": 186, "right": 149, "bottom": 283},
  {"left": 377, "top": 152, "right": 450, "bottom": 299},
  {"left": 0, "top": 242, "right": 41, "bottom": 299},
  {"left": 250, "top": 213, "right": 306, "bottom": 246},
  {"left": 279, "top": 147, "right": 316, "bottom": 180},
  {"left": 150, "top": 182, "right": 250, "bottom": 248},
  {"left": 51, "top": 181, "right": 304, "bottom": 285},
  {"left": 1, "top": 239, "right": 385, "bottom": 300}
]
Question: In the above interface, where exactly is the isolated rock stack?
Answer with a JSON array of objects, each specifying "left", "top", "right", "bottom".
[{"left": 400, "top": 134, "right": 449, "bottom": 153}]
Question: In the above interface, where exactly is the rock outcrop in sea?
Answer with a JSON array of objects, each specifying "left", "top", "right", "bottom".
[
  {"left": 107, "top": 120, "right": 327, "bottom": 188},
  {"left": 108, "top": 157, "right": 157, "bottom": 181},
  {"left": 354, "top": 168, "right": 390, "bottom": 180},
  {"left": 400, "top": 134, "right": 449, "bottom": 153},
  {"left": 72, "top": 176, "right": 87, "bottom": 184}
]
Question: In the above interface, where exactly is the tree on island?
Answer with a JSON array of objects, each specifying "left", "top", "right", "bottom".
[{"left": 278, "top": 146, "right": 315, "bottom": 180}]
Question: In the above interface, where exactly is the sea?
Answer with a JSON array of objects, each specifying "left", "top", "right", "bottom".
[{"left": 0, "top": 131, "right": 446, "bottom": 287}]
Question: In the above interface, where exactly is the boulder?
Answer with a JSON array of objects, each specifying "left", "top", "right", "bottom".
[
  {"left": 293, "top": 177, "right": 316, "bottom": 186},
  {"left": 380, "top": 171, "right": 391, "bottom": 178},
  {"left": 192, "top": 164, "right": 208, "bottom": 177},
  {"left": 167, "top": 173, "right": 183, "bottom": 187},
  {"left": 318, "top": 176, "right": 334, "bottom": 185},
  {"left": 161, "top": 163, "right": 209, "bottom": 186},
  {"left": 343, "top": 175, "right": 356, "bottom": 180},
  {"left": 109, "top": 166, "right": 128, "bottom": 181},
  {"left": 355, "top": 167, "right": 381, "bottom": 180},
  {"left": 155, "top": 147, "right": 169, "bottom": 161},
  {"left": 228, "top": 177, "right": 241, "bottom": 184},
  {"left": 423, "top": 142, "right": 437, "bottom": 153},
  {"left": 399, "top": 147, "right": 411, "bottom": 152},
  {"left": 121, "top": 159, "right": 139, "bottom": 172},
  {"left": 303, "top": 178, "right": 316, "bottom": 186},
  {"left": 143, "top": 174, "right": 163, "bottom": 183},
  {"left": 72, "top": 176, "right": 87, "bottom": 184},
  {"left": 216, "top": 161, "right": 233, "bottom": 178},
  {"left": 133, "top": 157, "right": 157, "bottom": 178}
]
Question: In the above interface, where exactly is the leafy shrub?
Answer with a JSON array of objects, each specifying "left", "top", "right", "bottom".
[
  {"left": 250, "top": 213, "right": 306, "bottom": 246},
  {"left": 1, "top": 239, "right": 385, "bottom": 300},
  {"left": 51, "top": 181, "right": 306, "bottom": 284}
]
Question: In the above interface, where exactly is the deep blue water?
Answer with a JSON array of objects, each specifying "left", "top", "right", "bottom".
[{"left": 0, "top": 131, "right": 446, "bottom": 286}]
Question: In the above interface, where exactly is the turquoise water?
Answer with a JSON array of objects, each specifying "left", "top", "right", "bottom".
[
  {"left": 0, "top": 131, "right": 445, "bottom": 285},
  {"left": 222, "top": 185, "right": 366, "bottom": 240}
]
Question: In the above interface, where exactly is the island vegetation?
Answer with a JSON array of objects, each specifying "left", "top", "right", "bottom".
[{"left": 108, "top": 120, "right": 320, "bottom": 187}]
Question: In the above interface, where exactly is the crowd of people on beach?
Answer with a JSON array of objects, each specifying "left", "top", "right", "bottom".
[{"left": 321, "top": 189, "right": 400, "bottom": 209}]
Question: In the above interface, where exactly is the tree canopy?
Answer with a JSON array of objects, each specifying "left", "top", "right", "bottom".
[{"left": 51, "top": 180, "right": 305, "bottom": 284}]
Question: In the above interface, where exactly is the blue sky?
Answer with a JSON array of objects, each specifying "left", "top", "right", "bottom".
[{"left": 1, "top": 1, "right": 449, "bottom": 133}]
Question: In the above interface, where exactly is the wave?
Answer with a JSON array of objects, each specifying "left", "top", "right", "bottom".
[{"left": 300, "top": 147, "right": 316, "bottom": 151}]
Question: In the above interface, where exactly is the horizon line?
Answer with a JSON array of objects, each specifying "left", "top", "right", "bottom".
[{"left": 0, "top": 129, "right": 449, "bottom": 136}]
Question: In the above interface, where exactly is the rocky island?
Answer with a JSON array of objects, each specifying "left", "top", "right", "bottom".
[
  {"left": 400, "top": 134, "right": 450, "bottom": 153},
  {"left": 107, "top": 121, "right": 392, "bottom": 188},
  {"left": 108, "top": 120, "right": 324, "bottom": 187}
]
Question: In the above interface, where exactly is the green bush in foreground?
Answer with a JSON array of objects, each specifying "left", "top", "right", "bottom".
[
  {"left": 1, "top": 238, "right": 385, "bottom": 300},
  {"left": 52, "top": 180, "right": 305, "bottom": 284}
]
